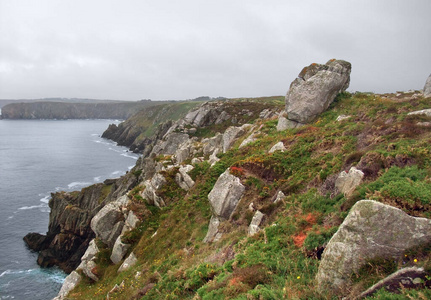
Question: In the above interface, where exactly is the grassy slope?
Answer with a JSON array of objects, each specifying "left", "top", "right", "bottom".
[{"left": 69, "top": 92, "right": 431, "bottom": 300}]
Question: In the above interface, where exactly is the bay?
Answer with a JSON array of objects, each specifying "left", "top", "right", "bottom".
[{"left": 0, "top": 119, "right": 139, "bottom": 299}]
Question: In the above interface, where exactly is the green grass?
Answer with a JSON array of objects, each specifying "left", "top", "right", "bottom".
[{"left": 68, "top": 92, "right": 431, "bottom": 299}]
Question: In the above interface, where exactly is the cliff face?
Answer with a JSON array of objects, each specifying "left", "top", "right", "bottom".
[
  {"left": 0, "top": 100, "right": 168, "bottom": 120},
  {"left": 24, "top": 173, "right": 138, "bottom": 273},
  {"left": 101, "top": 101, "right": 201, "bottom": 153}
]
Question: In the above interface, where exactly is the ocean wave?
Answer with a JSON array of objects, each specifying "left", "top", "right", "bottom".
[
  {"left": 111, "top": 170, "right": 124, "bottom": 176},
  {"left": 39, "top": 195, "right": 50, "bottom": 203},
  {"left": 121, "top": 152, "right": 139, "bottom": 160},
  {"left": 93, "top": 176, "right": 101, "bottom": 182},
  {"left": 18, "top": 203, "right": 47, "bottom": 210},
  {"left": 0, "top": 268, "right": 65, "bottom": 284},
  {"left": 67, "top": 181, "right": 92, "bottom": 189}
]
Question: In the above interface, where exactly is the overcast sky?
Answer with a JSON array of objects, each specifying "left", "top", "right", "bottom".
[{"left": 0, "top": 1, "right": 430, "bottom": 100}]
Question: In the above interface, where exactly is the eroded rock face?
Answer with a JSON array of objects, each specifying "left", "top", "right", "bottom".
[
  {"left": 110, "top": 235, "right": 131, "bottom": 265},
  {"left": 222, "top": 124, "right": 252, "bottom": 153},
  {"left": 141, "top": 173, "right": 167, "bottom": 208},
  {"left": 285, "top": 59, "right": 351, "bottom": 124},
  {"left": 316, "top": 200, "right": 431, "bottom": 293},
  {"left": 424, "top": 74, "right": 431, "bottom": 98},
  {"left": 175, "top": 165, "right": 195, "bottom": 191}
]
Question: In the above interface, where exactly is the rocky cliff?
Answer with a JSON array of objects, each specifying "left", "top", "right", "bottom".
[
  {"left": 26, "top": 61, "right": 431, "bottom": 300},
  {"left": 0, "top": 100, "right": 169, "bottom": 119}
]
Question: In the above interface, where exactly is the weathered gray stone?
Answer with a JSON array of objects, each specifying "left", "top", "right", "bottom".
[
  {"left": 208, "top": 170, "right": 245, "bottom": 219},
  {"left": 142, "top": 173, "right": 167, "bottom": 208},
  {"left": 285, "top": 59, "right": 351, "bottom": 124},
  {"left": 277, "top": 114, "right": 302, "bottom": 131},
  {"left": 239, "top": 132, "right": 258, "bottom": 148},
  {"left": 152, "top": 133, "right": 190, "bottom": 156},
  {"left": 248, "top": 211, "right": 265, "bottom": 236},
  {"left": 269, "top": 141, "right": 286, "bottom": 153},
  {"left": 424, "top": 74, "right": 431, "bottom": 98},
  {"left": 81, "top": 260, "right": 99, "bottom": 282},
  {"left": 110, "top": 235, "right": 131, "bottom": 264},
  {"left": 356, "top": 267, "right": 427, "bottom": 299},
  {"left": 336, "top": 115, "right": 351, "bottom": 122},
  {"left": 316, "top": 200, "right": 431, "bottom": 293},
  {"left": 118, "top": 252, "right": 138, "bottom": 273},
  {"left": 90, "top": 202, "right": 123, "bottom": 246},
  {"left": 175, "top": 165, "right": 195, "bottom": 191},
  {"left": 80, "top": 239, "right": 99, "bottom": 262},
  {"left": 335, "top": 167, "right": 364, "bottom": 198},
  {"left": 208, "top": 150, "right": 220, "bottom": 166},
  {"left": 407, "top": 108, "right": 431, "bottom": 117},
  {"left": 215, "top": 111, "right": 231, "bottom": 124},
  {"left": 273, "top": 191, "right": 285, "bottom": 204},
  {"left": 106, "top": 221, "right": 125, "bottom": 248},
  {"left": 54, "top": 271, "right": 81, "bottom": 299},
  {"left": 203, "top": 216, "right": 222, "bottom": 243},
  {"left": 222, "top": 124, "right": 252, "bottom": 153},
  {"left": 125, "top": 210, "right": 140, "bottom": 230},
  {"left": 259, "top": 109, "right": 276, "bottom": 119},
  {"left": 202, "top": 133, "right": 223, "bottom": 156}
]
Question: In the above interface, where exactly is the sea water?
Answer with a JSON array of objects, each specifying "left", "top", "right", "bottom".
[{"left": 0, "top": 119, "right": 139, "bottom": 299}]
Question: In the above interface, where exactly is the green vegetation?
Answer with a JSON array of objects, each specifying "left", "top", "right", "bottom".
[{"left": 68, "top": 92, "right": 431, "bottom": 299}]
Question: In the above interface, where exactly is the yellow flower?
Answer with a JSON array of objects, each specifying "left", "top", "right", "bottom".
[
  {"left": 414, "top": 259, "right": 418, "bottom": 263},
  {"left": 297, "top": 276, "right": 301, "bottom": 279}
]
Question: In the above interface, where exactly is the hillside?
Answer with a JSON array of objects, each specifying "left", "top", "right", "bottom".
[
  {"left": 0, "top": 100, "right": 170, "bottom": 120},
  {"left": 24, "top": 61, "right": 431, "bottom": 299}
]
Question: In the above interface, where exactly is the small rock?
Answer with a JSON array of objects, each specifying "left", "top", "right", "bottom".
[
  {"left": 269, "top": 141, "right": 286, "bottom": 153},
  {"left": 336, "top": 115, "right": 351, "bottom": 122},
  {"left": 273, "top": 191, "right": 285, "bottom": 203},
  {"left": 125, "top": 211, "right": 140, "bottom": 230},
  {"left": 118, "top": 252, "right": 138, "bottom": 273},
  {"left": 407, "top": 108, "right": 431, "bottom": 117},
  {"left": 277, "top": 114, "right": 301, "bottom": 131},
  {"left": 248, "top": 211, "right": 265, "bottom": 236},
  {"left": 335, "top": 167, "right": 364, "bottom": 198}
]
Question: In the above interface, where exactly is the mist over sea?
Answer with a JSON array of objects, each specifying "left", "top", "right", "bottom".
[{"left": 0, "top": 119, "right": 139, "bottom": 299}]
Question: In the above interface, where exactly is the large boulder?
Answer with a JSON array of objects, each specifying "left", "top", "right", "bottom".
[
  {"left": 141, "top": 173, "right": 167, "bottom": 208},
  {"left": 424, "top": 74, "right": 431, "bottom": 98},
  {"left": 90, "top": 195, "right": 129, "bottom": 247},
  {"left": 208, "top": 170, "right": 245, "bottom": 219},
  {"left": 110, "top": 235, "right": 131, "bottom": 264},
  {"left": 316, "top": 200, "right": 431, "bottom": 293},
  {"left": 204, "top": 170, "right": 245, "bottom": 242},
  {"left": 285, "top": 59, "right": 351, "bottom": 124}
]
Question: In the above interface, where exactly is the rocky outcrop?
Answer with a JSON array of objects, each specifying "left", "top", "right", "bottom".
[
  {"left": 175, "top": 165, "right": 195, "bottom": 191},
  {"left": 204, "top": 169, "right": 245, "bottom": 242},
  {"left": 110, "top": 236, "right": 131, "bottom": 265},
  {"left": 356, "top": 267, "right": 427, "bottom": 299},
  {"left": 141, "top": 173, "right": 167, "bottom": 208},
  {"left": 316, "top": 200, "right": 431, "bottom": 293},
  {"left": 277, "top": 114, "right": 301, "bottom": 131},
  {"left": 222, "top": 124, "right": 252, "bottom": 153},
  {"left": 76, "top": 239, "right": 100, "bottom": 281},
  {"left": 408, "top": 108, "right": 431, "bottom": 117},
  {"left": 335, "top": 167, "right": 364, "bottom": 198},
  {"left": 90, "top": 195, "right": 129, "bottom": 247},
  {"left": 424, "top": 74, "right": 431, "bottom": 98},
  {"left": 53, "top": 271, "right": 81, "bottom": 300},
  {"left": 285, "top": 59, "right": 351, "bottom": 124}
]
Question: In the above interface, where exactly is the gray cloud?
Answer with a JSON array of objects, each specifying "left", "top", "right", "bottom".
[{"left": 0, "top": 0, "right": 430, "bottom": 100}]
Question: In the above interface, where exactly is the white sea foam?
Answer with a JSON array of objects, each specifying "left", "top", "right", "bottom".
[
  {"left": 18, "top": 203, "right": 47, "bottom": 210},
  {"left": 121, "top": 152, "right": 138, "bottom": 160},
  {"left": 67, "top": 181, "right": 92, "bottom": 189},
  {"left": 111, "top": 170, "right": 124, "bottom": 176},
  {"left": 93, "top": 176, "right": 101, "bottom": 182},
  {"left": 39, "top": 195, "right": 50, "bottom": 203}
]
